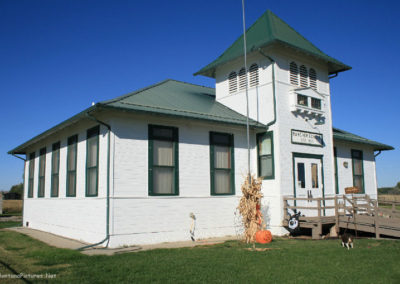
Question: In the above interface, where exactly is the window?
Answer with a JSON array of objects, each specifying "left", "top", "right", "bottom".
[
  {"left": 28, "top": 152, "right": 35, "bottom": 198},
  {"left": 51, "top": 142, "right": 60, "bottom": 197},
  {"left": 334, "top": 147, "right": 339, "bottom": 194},
  {"left": 311, "top": 163, "right": 318, "bottom": 188},
  {"left": 210, "top": 132, "right": 234, "bottom": 195},
  {"left": 351, "top": 150, "right": 364, "bottom": 193},
  {"left": 228, "top": 71, "right": 237, "bottom": 93},
  {"left": 309, "top": 68, "right": 317, "bottom": 90},
  {"left": 38, "top": 147, "right": 46, "bottom": 197},
  {"left": 149, "top": 125, "right": 179, "bottom": 195},
  {"left": 290, "top": 62, "right": 299, "bottom": 85},
  {"left": 238, "top": 68, "right": 247, "bottom": 90},
  {"left": 257, "top": 132, "right": 274, "bottom": 179},
  {"left": 86, "top": 126, "right": 99, "bottom": 197},
  {"left": 297, "top": 162, "right": 305, "bottom": 188},
  {"left": 249, "top": 63, "right": 259, "bottom": 87},
  {"left": 311, "top": 98, "right": 321, "bottom": 110},
  {"left": 67, "top": 135, "right": 78, "bottom": 197},
  {"left": 300, "top": 65, "right": 308, "bottom": 87},
  {"left": 297, "top": 94, "right": 308, "bottom": 106}
]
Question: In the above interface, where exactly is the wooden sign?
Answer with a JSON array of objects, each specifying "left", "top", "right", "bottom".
[
  {"left": 291, "top": 130, "right": 324, "bottom": 147},
  {"left": 345, "top": 187, "right": 360, "bottom": 194}
]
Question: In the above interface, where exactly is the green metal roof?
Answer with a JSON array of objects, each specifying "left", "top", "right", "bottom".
[
  {"left": 194, "top": 10, "right": 351, "bottom": 78},
  {"left": 333, "top": 128, "right": 394, "bottom": 151},
  {"left": 8, "top": 79, "right": 266, "bottom": 155},
  {"left": 100, "top": 79, "right": 265, "bottom": 128}
]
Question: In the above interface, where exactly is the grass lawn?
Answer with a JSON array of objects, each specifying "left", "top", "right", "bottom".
[
  {"left": 0, "top": 222, "right": 22, "bottom": 229},
  {"left": 0, "top": 230, "right": 399, "bottom": 283}
]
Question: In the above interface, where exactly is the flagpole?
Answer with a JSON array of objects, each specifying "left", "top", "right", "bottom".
[{"left": 242, "top": 0, "right": 251, "bottom": 182}]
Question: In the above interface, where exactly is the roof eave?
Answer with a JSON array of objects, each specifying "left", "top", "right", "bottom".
[
  {"left": 100, "top": 104, "right": 267, "bottom": 130},
  {"left": 333, "top": 136, "right": 394, "bottom": 151},
  {"left": 194, "top": 40, "right": 351, "bottom": 78}
]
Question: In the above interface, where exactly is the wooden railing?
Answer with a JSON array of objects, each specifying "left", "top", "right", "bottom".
[
  {"left": 283, "top": 196, "right": 336, "bottom": 220},
  {"left": 283, "top": 194, "right": 400, "bottom": 239}
]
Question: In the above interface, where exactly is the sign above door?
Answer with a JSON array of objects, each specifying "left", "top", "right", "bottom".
[{"left": 291, "top": 129, "right": 324, "bottom": 147}]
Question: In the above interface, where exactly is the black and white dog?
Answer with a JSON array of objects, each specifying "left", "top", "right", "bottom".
[{"left": 341, "top": 233, "right": 354, "bottom": 250}]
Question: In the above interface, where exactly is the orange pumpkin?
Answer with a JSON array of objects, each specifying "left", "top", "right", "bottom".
[{"left": 255, "top": 230, "right": 272, "bottom": 244}]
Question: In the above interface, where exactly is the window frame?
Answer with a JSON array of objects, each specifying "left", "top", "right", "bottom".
[
  {"left": 311, "top": 97, "right": 321, "bottom": 110},
  {"left": 66, "top": 135, "right": 78, "bottom": 197},
  {"left": 257, "top": 132, "right": 275, "bottom": 180},
  {"left": 238, "top": 67, "right": 247, "bottom": 90},
  {"left": 228, "top": 71, "right": 238, "bottom": 94},
  {"left": 28, "top": 152, "right": 35, "bottom": 198},
  {"left": 37, "top": 147, "right": 46, "bottom": 198},
  {"left": 289, "top": 61, "right": 299, "bottom": 86},
  {"left": 309, "top": 68, "right": 317, "bottom": 90},
  {"left": 85, "top": 126, "right": 100, "bottom": 197},
  {"left": 334, "top": 147, "right": 339, "bottom": 194},
  {"left": 148, "top": 124, "right": 179, "bottom": 196},
  {"left": 50, "top": 142, "right": 60, "bottom": 197},
  {"left": 351, "top": 149, "right": 365, "bottom": 193},
  {"left": 249, "top": 63, "right": 259, "bottom": 87},
  {"left": 209, "top": 131, "right": 235, "bottom": 196}
]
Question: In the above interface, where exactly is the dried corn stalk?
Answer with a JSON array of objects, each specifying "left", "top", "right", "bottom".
[{"left": 238, "top": 174, "right": 265, "bottom": 243}]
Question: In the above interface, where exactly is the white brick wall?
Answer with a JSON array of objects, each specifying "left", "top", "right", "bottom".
[
  {"left": 108, "top": 112, "right": 259, "bottom": 247},
  {"left": 334, "top": 141, "right": 377, "bottom": 198},
  {"left": 22, "top": 119, "right": 110, "bottom": 244}
]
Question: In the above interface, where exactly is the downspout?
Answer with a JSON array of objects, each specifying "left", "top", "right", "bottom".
[
  {"left": 258, "top": 49, "right": 277, "bottom": 129},
  {"left": 77, "top": 111, "right": 111, "bottom": 250},
  {"left": 374, "top": 150, "right": 382, "bottom": 158}
]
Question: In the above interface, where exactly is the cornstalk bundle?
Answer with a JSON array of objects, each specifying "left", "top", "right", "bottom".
[{"left": 238, "top": 174, "right": 265, "bottom": 243}]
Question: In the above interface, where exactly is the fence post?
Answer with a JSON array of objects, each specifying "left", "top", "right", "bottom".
[{"left": 374, "top": 201, "right": 380, "bottom": 239}]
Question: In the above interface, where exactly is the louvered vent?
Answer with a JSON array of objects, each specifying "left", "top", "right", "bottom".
[
  {"left": 238, "top": 68, "right": 247, "bottom": 90},
  {"left": 290, "top": 62, "right": 298, "bottom": 85},
  {"left": 309, "top": 68, "right": 317, "bottom": 90},
  {"left": 228, "top": 71, "right": 237, "bottom": 93},
  {"left": 300, "top": 65, "right": 308, "bottom": 87},
  {"left": 249, "top": 64, "right": 259, "bottom": 87}
]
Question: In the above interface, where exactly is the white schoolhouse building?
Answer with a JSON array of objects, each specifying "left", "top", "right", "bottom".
[{"left": 9, "top": 10, "right": 393, "bottom": 247}]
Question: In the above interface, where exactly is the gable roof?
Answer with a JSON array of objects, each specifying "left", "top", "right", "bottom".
[
  {"left": 99, "top": 79, "right": 265, "bottom": 128},
  {"left": 194, "top": 10, "right": 351, "bottom": 78},
  {"left": 8, "top": 80, "right": 266, "bottom": 155},
  {"left": 333, "top": 128, "right": 394, "bottom": 151}
]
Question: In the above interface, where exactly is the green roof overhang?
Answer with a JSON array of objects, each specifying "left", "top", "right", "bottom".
[{"left": 333, "top": 128, "right": 394, "bottom": 151}]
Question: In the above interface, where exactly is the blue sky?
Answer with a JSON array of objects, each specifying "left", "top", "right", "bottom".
[{"left": 0, "top": 0, "right": 399, "bottom": 191}]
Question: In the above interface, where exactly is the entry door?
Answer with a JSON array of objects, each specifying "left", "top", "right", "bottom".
[{"left": 294, "top": 157, "right": 323, "bottom": 217}]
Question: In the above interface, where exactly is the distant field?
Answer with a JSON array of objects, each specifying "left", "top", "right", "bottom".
[
  {"left": 379, "top": 195, "right": 400, "bottom": 203},
  {"left": 1, "top": 200, "right": 23, "bottom": 213}
]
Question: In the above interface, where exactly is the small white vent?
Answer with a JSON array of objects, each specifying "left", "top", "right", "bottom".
[
  {"left": 238, "top": 67, "right": 247, "bottom": 90},
  {"left": 290, "top": 62, "right": 298, "bottom": 85},
  {"left": 249, "top": 63, "right": 259, "bottom": 87},
  {"left": 300, "top": 65, "right": 308, "bottom": 87},
  {"left": 228, "top": 71, "right": 237, "bottom": 93},
  {"left": 309, "top": 68, "right": 317, "bottom": 90}
]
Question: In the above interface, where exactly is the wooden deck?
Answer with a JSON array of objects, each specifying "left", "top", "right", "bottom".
[{"left": 283, "top": 195, "right": 400, "bottom": 239}]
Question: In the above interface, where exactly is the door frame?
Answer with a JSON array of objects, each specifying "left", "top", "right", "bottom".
[{"left": 292, "top": 153, "right": 325, "bottom": 207}]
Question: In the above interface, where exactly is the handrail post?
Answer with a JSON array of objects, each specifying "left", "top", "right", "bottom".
[
  {"left": 283, "top": 197, "right": 288, "bottom": 220},
  {"left": 334, "top": 195, "right": 339, "bottom": 234}
]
